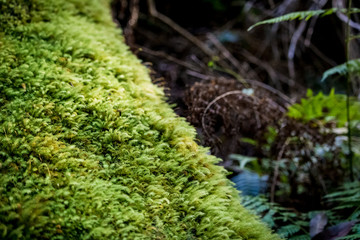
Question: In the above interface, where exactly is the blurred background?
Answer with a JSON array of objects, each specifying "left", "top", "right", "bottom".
[{"left": 112, "top": 1, "right": 360, "bottom": 238}]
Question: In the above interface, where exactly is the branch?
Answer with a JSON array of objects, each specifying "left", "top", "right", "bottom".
[
  {"left": 332, "top": 0, "right": 360, "bottom": 31},
  {"left": 136, "top": 45, "right": 202, "bottom": 72},
  {"left": 147, "top": 0, "right": 216, "bottom": 59}
]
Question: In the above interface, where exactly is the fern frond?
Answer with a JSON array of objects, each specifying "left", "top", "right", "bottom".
[
  {"left": 349, "top": 34, "right": 360, "bottom": 41},
  {"left": 321, "top": 59, "right": 360, "bottom": 81},
  {"left": 338, "top": 234, "right": 360, "bottom": 240},
  {"left": 349, "top": 8, "right": 360, "bottom": 14},
  {"left": 325, "top": 183, "right": 360, "bottom": 204},
  {"left": 248, "top": 8, "right": 341, "bottom": 31},
  {"left": 289, "top": 234, "right": 311, "bottom": 240},
  {"left": 241, "top": 195, "right": 310, "bottom": 237},
  {"left": 277, "top": 225, "right": 301, "bottom": 238},
  {"left": 324, "top": 181, "right": 360, "bottom": 239}
]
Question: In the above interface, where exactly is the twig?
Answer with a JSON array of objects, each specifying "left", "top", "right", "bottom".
[
  {"left": 304, "top": 17, "right": 318, "bottom": 47},
  {"left": 308, "top": 42, "right": 337, "bottom": 67},
  {"left": 254, "top": 0, "right": 298, "bottom": 60},
  {"left": 271, "top": 137, "right": 291, "bottom": 202},
  {"left": 206, "top": 33, "right": 246, "bottom": 76},
  {"left": 185, "top": 70, "right": 211, "bottom": 80},
  {"left": 211, "top": 64, "right": 250, "bottom": 87},
  {"left": 124, "top": 0, "right": 140, "bottom": 45},
  {"left": 240, "top": 49, "right": 298, "bottom": 90},
  {"left": 128, "top": 0, "right": 139, "bottom": 27},
  {"left": 288, "top": 0, "right": 329, "bottom": 78},
  {"left": 305, "top": 0, "right": 329, "bottom": 46},
  {"left": 189, "top": 55, "right": 209, "bottom": 70},
  {"left": 272, "top": 0, "right": 298, "bottom": 16},
  {"left": 202, "top": 91, "right": 245, "bottom": 138},
  {"left": 333, "top": 0, "right": 360, "bottom": 31},
  {"left": 268, "top": 0, "right": 275, "bottom": 9},
  {"left": 344, "top": 0, "right": 354, "bottom": 181},
  {"left": 288, "top": 20, "right": 307, "bottom": 79},
  {"left": 246, "top": 79, "right": 294, "bottom": 106},
  {"left": 147, "top": 0, "right": 216, "bottom": 59},
  {"left": 146, "top": 0, "right": 247, "bottom": 74},
  {"left": 135, "top": 44, "right": 202, "bottom": 72},
  {"left": 119, "top": 0, "right": 128, "bottom": 20}
]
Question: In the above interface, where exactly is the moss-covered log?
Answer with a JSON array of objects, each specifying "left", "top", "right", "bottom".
[{"left": 0, "top": 0, "right": 279, "bottom": 239}]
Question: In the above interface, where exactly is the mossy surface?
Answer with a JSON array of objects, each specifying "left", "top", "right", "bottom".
[{"left": 0, "top": 1, "right": 279, "bottom": 239}]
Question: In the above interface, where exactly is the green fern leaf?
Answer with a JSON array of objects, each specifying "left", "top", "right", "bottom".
[
  {"left": 321, "top": 59, "right": 360, "bottom": 81},
  {"left": 289, "top": 234, "right": 311, "bottom": 240},
  {"left": 338, "top": 234, "right": 360, "bottom": 240},
  {"left": 349, "top": 8, "right": 360, "bottom": 14},
  {"left": 248, "top": 8, "right": 340, "bottom": 31},
  {"left": 349, "top": 34, "right": 360, "bottom": 41},
  {"left": 277, "top": 225, "right": 301, "bottom": 238}
]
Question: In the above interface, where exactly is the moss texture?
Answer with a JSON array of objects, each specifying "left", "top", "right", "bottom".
[{"left": 0, "top": 0, "right": 279, "bottom": 239}]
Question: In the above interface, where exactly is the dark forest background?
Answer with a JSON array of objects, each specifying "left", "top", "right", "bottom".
[{"left": 112, "top": 1, "right": 360, "bottom": 239}]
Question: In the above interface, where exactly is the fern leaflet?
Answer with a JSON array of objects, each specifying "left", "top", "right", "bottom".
[
  {"left": 289, "top": 235, "right": 311, "bottom": 240},
  {"left": 321, "top": 59, "right": 360, "bottom": 81},
  {"left": 277, "top": 225, "right": 301, "bottom": 238},
  {"left": 248, "top": 8, "right": 341, "bottom": 31},
  {"left": 349, "top": 34, "right": 360, "bottom": 41},
  {"left": 338, "top": 234, "right": 360, "bottom": 240}
]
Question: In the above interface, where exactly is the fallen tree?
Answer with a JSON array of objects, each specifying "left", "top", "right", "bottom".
[{"left": 0, "top": 0, "right": 279, "bottom": 239}]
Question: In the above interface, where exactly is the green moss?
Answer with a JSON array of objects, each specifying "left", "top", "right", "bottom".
[{"left": 0, "top": 0, "right": 279, "bottom": 239}]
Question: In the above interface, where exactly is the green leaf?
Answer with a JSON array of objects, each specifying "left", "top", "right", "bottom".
[
  {"left": 349, "top": 34, "right": 360, "bottom": 41},
  {"left": 239, "top": 137, "right": 257, "bottom": 146},
  {"left": 229, "top": 154, "right": 257, "bottom": 169},
  {"left": 321, "top": 59, "right": 360, "bottom": 81},
  {"left": 248, "top": 8, "right": 341, "bottom": 31},
  {"left": 349, "top": 8, "right": 360, "bottom": 14}
]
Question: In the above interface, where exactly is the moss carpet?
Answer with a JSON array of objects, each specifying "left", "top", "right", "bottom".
[{"left": 0, "top": 0, "right": 279, "bottom": 239}]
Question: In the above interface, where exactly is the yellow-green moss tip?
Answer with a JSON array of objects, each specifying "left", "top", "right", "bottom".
[{"left": 0, "top": 0, "right": 279, "bottom": 239}]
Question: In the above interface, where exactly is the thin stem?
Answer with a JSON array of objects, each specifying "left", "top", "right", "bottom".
[{"left": 345, "top": 0, "right": 354, "bottom": 181}]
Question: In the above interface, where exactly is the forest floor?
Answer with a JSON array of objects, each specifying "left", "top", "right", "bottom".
[{"left": 112, "top": 1, "right": 360, "bottom": 238}]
